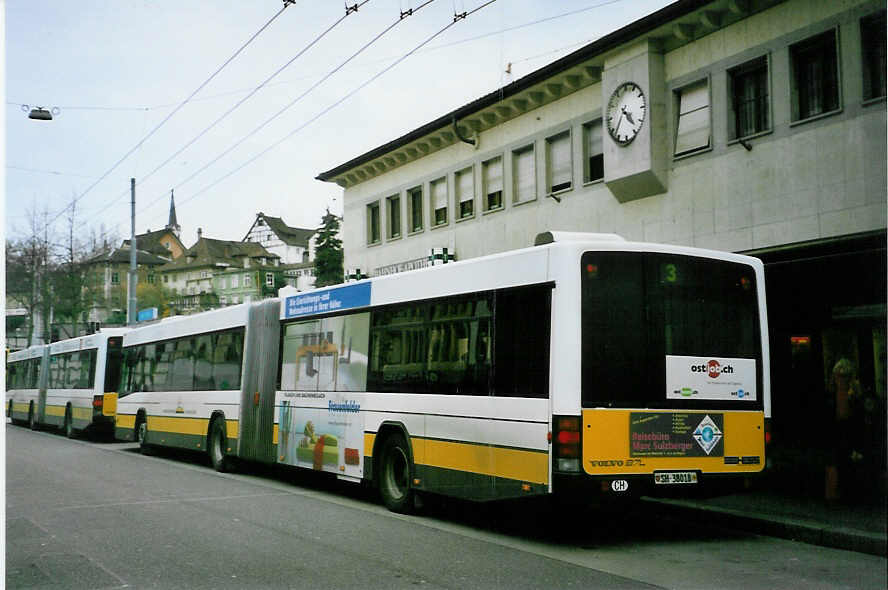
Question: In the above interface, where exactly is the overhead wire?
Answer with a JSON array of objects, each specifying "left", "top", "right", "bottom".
[
  {"left": 80, "top": 0, "right": 372, "bottom": 231},
  {"left": 139, "top": 0, "right": 443, "bottom": 222},
  {"left": 43, "top": 0, "right": 297, "bottom": 229},
  {"left": 172, "top": 0, "right": 498, "bottom": 216}
]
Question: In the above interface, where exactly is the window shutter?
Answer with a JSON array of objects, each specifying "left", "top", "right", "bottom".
[
  {"left": 514, "top": 146, "right": 535, "bottom": 202},
  {"left": 675, "top": 80, "right": 710, "bottom": 155},
  {"left": 548, "top": 133, "right": 571, "bottom": 192},
  {"left": 483, "top": 157, "right": 502, "bottom": 195},
  {"left": 457, "top": 168, "right": 473, "bottom": 203}
]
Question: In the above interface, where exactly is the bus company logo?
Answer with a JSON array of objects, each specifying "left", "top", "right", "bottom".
[
  {"left": 693, "top": 415, "right": 723, "bottom": 455},
  {"left": 328, "top": 400, "right": 360, "bottom": 413},
  {"left": 690, "top": 359, "right": 734, "bottom": 379}
]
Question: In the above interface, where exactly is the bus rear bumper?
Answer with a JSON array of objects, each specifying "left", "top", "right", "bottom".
[{"left": 553, "top": 470, "right": 765, "bottom": 503}]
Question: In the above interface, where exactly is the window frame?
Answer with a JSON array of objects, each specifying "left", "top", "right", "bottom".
[
  {"left": 789, "top": 28, "right": 841, "bottom": 124},
  {"left": 582, "top": 119, "right": 604, "bottom": 184},
  {"left": 481, "top": 155, "right": 504, "bottom": 213},
  {"left": 728, "top": 54, "right": 772, "bottom": 141},
  {"left": 673, "top": 77, "right": 712, "bottom": 158},
  {"left": 511, "top": 143, "right": 536, "bottom": 205},
  {"left": 545, "top": 129, "right": 573, "bottom": 195},
  {"left": 430, "top": 176, "right": 449, "bottom": 228},
  {"left": 407, "top": 186, "right": 423, "bottom": 234},
  {"left": 386, "top": 193, "right": 402, "bottom": 240},
  {"left": 366, "top": 201, "right": 381, "bottom": 245},
  {"left": 861, "top": 11, "right": 887, "bottom": 103},
  {"left": 455, "top": 166, "right": 475, "bottom": 221}
]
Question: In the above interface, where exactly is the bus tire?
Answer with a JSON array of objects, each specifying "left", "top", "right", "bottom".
[
  {"left": 378, "top": 434, "right": 415, "bottom": 514},
  {"left": 63, "top": 407, "right": 76, "bottom": 439},
  {"left": 208, "top": 417, "right": 231, "bottom": 473},
  {"left": 28, "top": 403, "right": 38, "bottom": 431},
  {"left": 135, "top": 414, "right": 152, "bottom": 455}
]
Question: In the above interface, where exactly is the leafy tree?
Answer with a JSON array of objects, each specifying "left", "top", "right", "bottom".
[{"left": 314, "top": 209, "right": 343, "bottom": 288}]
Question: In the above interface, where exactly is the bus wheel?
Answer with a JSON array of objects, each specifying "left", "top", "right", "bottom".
[
  {"left": 28, "top": 404, "right": 38, "bottom": 431},
  {"left": 136, "top": 415, "right": 152, "bottom": 455},
  {"left": 208, "top": 418, "right": 230, "bottom": 473},
  {"left": 378, "top": 434, "right": 414, "bottom": 514},
  {"left": 64, "top": 407, "right": 75, "bottom": 439}
]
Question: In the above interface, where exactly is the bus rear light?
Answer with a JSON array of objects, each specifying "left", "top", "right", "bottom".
[
  {"left": 92, "top": 395, "right": 103, "bottom": 415},
  {"left": 764, "top": 418, "right": 772, "bottom": 445},
  {"left": 553, "top": 415, "right": 582, "bottom": 473}
]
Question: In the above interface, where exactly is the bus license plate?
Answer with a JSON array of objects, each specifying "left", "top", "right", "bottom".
[{"left": 654, "top": 471, "right": 698, "bottom": 485}]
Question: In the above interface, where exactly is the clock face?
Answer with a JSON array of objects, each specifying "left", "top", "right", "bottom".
[{"left": 606, "top": 82, "right": 646, "bottom": 145}]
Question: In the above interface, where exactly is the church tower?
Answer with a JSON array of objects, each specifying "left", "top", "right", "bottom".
[{"left": 166, "top": 189, "right": 181, "bottom": 238}]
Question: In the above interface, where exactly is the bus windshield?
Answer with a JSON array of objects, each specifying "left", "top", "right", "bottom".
[{"left": 581, "top": 251, "right": 762, "bottom": 410}]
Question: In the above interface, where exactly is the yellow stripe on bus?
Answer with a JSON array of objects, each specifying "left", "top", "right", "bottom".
[
  {"left": 364, "top": 432, "right": 548, "bottom": 484},
  {"left": 45, "top": 405, "right": 66, "bottom": 417},
  {"left": 117, "top": 414, "right": 136, "bottom": 429}
]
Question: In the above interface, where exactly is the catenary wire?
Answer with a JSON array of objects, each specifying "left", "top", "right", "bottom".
[
  {"left": 42, "top": 0, "right": 297, "bottom": 229},
  {"left": 138, "top": 0, "right": 442, "bottom": 222},
  {"left": 78, "top": 0, "right": 371, "bottom": 232},
  {"left": 172, "top": 0, "right": 498, "bottom": 216}
]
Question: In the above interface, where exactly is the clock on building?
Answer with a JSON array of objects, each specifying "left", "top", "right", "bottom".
[{"left": 606, "top": 81, "right": 646, "bottom": 145}]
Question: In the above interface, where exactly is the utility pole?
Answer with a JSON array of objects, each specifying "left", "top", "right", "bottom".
[{"left": 127, "top": 178, "right": 138, "bottom": 325}]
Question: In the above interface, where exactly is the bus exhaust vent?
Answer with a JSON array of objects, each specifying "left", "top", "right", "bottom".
[{"left": 534, "top": 231, "right": 626, "bottom": 246}]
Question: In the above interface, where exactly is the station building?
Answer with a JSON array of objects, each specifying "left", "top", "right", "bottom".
[{"left": 317, "top": 0, "right": 887, "bottom": 495}]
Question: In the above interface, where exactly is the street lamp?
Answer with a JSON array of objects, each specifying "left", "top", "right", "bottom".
[{"left": 21, "top": 105, "right": 59, "bottom": 120}]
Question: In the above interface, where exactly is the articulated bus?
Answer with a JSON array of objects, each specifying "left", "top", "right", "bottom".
[
  {"left": 7, "top": 345, "right": 48, "bottom": 429},
  {"left": 7, "top": 330, "right": 127, "bottom": 437},
  {"left": 113, "top": 232, "right": 770, "bottom": 513}
]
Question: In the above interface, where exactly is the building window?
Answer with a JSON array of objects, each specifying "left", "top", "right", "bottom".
[
  {"left": 862, "top": 11, "right": 887, "bottom": 101},
  {"left": 482, "top": 156, "right": 503, "bottom": 211},
  {"left": 386, "top": 194, "right": 401, "bottom": 239},
  {"left": 163, "top": 275, "right": 169, "bottom": 283},
  {"left": 147, "top": 274, "right": 155, "bottom": 284},
  {"left": 729, "top": 55, "right": 770, "bottom": 139},
  {"left": 111, "top": 272, "right": 119, "bottom": 285},
  {"left": 545, "top": 131, "right": 572, "bottom": 194},
  {"left": 582, "top": 120, "right": 604, "bottom": 183},
  {"left": 244, "top": 274, "right": 252, "bottom": 287},
  {"left": 431, "top": 177, "right": 448, "bottom": 227},
  {"left": 220, "top": 296, "right": 227, "bottom": 305},
  {"left": 790, "top": 29, "right": 839, "bottom": 121},
  {"left": 232, "top": 274, "right": 239, "bottom": 288},
  {"left": 674, "top": 78, "right": 711, "bottom": 156},
  {"left": 512, "top": 144, "right": 535, "bottom": 204},
  {"left": 367, "top": 201, "right": 381, "bottom": 244},
  {"left": 265, "top": 273, "right": 274, "bottom": 287},
  {"left": 455, "top": 166, "right": 474, "bottom": 219},
  {"left": 407, "top": 186, "right": 423, "bottom": 233}
]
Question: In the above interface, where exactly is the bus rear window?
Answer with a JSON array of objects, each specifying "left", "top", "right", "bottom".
[{"left": 581, "top": 252, "right": 762, "bottom": 409}]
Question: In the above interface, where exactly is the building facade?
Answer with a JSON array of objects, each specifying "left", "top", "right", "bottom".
[
  {"left": 243, "top": 212, "right": 316, "bottom": 265},
  {"left": 319, "top": 0, "right": 887, "bottom": 497},
  {"left": 158, "top": 235, "right": 283, "bottom": 314}
]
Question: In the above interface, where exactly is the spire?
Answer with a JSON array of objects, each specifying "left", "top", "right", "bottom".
[{"left": 167, "top": 189, "right": 181, "bottom": 237}]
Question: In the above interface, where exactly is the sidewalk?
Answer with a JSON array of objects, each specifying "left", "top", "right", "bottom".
[{"left": 645, "top": 491, "right": 887, "bottom": 557}]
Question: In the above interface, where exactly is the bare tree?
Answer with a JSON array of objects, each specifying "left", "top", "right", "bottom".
[{"left": 5, "top": 206, "right": 55, "bottom": 346}]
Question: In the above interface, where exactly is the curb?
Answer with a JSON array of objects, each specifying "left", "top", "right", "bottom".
[{"left": 644, "top": 497, "right": 887, "bottom": 557}]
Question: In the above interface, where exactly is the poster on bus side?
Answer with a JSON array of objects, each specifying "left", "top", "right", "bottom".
[
  {"left": 277, "top": 393, "right": 365, "bottom": 479},
  {"left": 665, "top": 355, "right": 756, "bottom": 401}
]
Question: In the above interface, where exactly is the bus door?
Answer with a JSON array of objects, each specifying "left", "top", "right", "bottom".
[{"left": 238, "top": 300, "right": 281, "bottom": 463}]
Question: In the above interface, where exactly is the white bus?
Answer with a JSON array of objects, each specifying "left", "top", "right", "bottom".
[
  {"left": 7, "top": 345, "right": 48, "bottom": 429},
  {"left": 7, "top": 330, "right": 127, "bottom": 437},
  {"left": 115, "top": 232, "right": 770, "bottom": 512}
]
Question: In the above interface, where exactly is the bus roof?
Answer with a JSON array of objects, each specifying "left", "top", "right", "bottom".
[{"left": 122, "top": 303, "right": 251, "bottom": 347}]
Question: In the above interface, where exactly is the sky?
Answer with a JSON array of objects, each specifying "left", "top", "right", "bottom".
[{"left": 4, "top": 0, "right": 675, "bottom": 250}]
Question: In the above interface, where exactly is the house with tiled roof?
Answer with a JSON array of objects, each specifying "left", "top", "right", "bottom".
[
  {"left": 83, "top": 245, "right": 171, "bottom": 324},
  {"left": 243, "top": 212, "right": 316, "bottom": 265},
  {"left": 159, "top": 230, "right": 284, "bottom": 313}
]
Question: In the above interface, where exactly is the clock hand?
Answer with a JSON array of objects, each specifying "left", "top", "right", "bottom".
[{"left": 622, "top": 105, "right": 636, "bottom": 126}]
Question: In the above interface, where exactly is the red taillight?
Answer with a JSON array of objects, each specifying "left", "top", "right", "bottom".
[
  {"left": 553, "top": 416, "right": 582, "bottom": 472},
  {"left": 764, "top": 418, "right": 772, "bottom": 445},
  {"left": 92, "top": 395, "right": 103, "bottom": 409}
]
